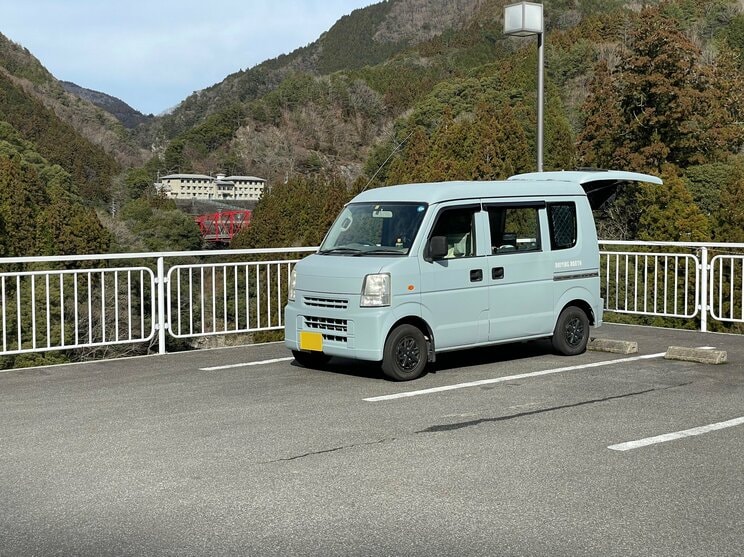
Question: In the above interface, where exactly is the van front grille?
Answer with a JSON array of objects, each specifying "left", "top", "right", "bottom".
[
  {"left": 304, "top": 296, "right": 349, "bottom": 310},
  {"left": 304, "top": 316, "right": 348, "bottom": 333}
]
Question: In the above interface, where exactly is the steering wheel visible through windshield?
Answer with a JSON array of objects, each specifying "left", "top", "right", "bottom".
[{"left": 319, "top": 202, "right": 428, "bottom": 256}]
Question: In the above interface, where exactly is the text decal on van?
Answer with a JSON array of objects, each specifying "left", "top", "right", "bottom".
[{"left": 555, "top": 260, "right": 583, "bottom": 269}]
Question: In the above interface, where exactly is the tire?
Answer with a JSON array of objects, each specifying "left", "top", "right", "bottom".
[
  {"left": 552, "top": 306, "right": 590, "bottom": 356},
  {"left": 382, "top": 324, "right": 428, "bottom": 381},
  {"left": 292, "top": 350, "right": 331, "bottom": 369}
]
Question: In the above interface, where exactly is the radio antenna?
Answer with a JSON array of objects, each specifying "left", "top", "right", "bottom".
[{"left": 361, "top": 130, "right": 414, "bottom": 192}]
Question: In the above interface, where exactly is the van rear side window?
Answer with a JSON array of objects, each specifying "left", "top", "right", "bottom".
[
  {"left": 487, "top": 206, "right": 541, "bottom": 254},
  {"left": 548, "top": 203, "right": 577, "bottom": 250}
]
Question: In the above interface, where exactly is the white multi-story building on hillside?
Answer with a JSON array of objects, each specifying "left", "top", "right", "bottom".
[{"left": 156, "top": 173, "right": 266, "bottom": 201}]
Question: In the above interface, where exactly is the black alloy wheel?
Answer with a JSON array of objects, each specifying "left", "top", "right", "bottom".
[
  {"left": 552, "top": 306, "right": 589, "bottom": 356},
  {"left": 382, "top": 324, "right": 428, "bottom": 381}
]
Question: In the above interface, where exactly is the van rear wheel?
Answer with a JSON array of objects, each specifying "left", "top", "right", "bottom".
[
  {"left": 552, "top": 306, "right": 589, "bottom": 356},
  {"left": 382, "top": 324, "right": 428, "bottom": 381}
]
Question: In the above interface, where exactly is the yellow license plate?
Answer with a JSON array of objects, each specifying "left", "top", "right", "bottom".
[{"left": 299, "top": 331, "right": 323, "bottom": 352}]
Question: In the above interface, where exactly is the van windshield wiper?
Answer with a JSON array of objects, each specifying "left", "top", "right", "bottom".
[
  {"left": 318, "top": 247, "right": 363, "bottom": 255},
  {"left": 361, "top": 248, "right": 405, "bottom": 256}
]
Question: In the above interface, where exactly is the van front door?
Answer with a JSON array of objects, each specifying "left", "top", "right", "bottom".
[
  {"left": 419, "top": 205, "right": 489, "bottom": 350},
  {"left": 485, "top": 203, "right": 553, "bottom": 340}
]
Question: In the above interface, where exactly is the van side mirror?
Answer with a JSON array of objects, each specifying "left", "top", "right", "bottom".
[{"left": 427, "top": 235, "right": 448, "bottom": 260}]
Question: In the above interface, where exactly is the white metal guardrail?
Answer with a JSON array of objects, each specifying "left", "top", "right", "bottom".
[
  {"left": 1, "top": 242, "right": 742, "bottom": 363},
  {"left": 599, "top": 241, "right": 744, "bottom": 332},
  {"left": 600, "top": 251, "right": 699, "bottom": 319},
  {"left": 0, "top": 248, "right": 314, "bottom": 361},
  {"left": 166, "top": 259, "right": 297, "bottom": 338},
  {"left": 709, "top": 254, "right": 744, "bottom": 324},
  {"left": 0, "top": 266, "right": 155, "bottom": 356}
]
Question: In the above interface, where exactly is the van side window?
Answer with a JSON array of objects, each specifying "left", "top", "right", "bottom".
[
  {"left": 431, "top": 207, "right": 477, "bottom": 258},
  {"left": 548, "top": 203, "right": 577, "bottom": 250},
  {"left": 487, "top": 206, "right": 541, "bottom": 254}
]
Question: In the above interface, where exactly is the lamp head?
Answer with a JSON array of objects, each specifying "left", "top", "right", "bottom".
[{"left": 504, "top": 1, "right": 543, "bottom": 36}]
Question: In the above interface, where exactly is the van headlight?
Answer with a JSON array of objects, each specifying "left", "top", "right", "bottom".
[
  {"left": 361, "top": 273, "right": 390, "bottom": 307},
  {"left": 288, "top": 268, "right": 297, "bottom": 302}
]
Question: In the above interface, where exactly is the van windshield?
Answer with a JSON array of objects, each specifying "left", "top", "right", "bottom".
[{"left": 319, "top": 202, "right": 428, "bottom": 256}]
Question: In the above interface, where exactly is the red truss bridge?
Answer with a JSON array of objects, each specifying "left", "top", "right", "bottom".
[{"left": 195, "top": 210, "right": 252, "bottom": 243}]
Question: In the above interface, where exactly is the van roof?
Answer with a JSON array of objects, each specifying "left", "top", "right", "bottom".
[
  {"left": 352, "top": 179, "right": 584, "bottom": 205},
  {"left": 351, "top": 170, "right": 662, "bottom": 206},
  {"left": 508, "top": 169, "right": 663, "bottom": 187}
]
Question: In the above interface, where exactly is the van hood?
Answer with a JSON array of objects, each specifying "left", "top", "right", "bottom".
[{"left": 294, "top": 254, "right": 388, "bottom": 295}]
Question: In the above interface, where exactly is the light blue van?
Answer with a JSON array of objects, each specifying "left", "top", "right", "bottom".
[{"left": 284, "top": 170, "right": 662, "bottom": 380}]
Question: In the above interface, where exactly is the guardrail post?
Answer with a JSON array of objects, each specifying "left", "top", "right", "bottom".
[
  {"left": 700, "top": 247, "right": 708, "bottom": 333},
  {"left": 157, "top": 256, "right": 167, "bottom": 354}
]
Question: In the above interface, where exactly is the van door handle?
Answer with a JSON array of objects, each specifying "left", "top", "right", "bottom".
[
  {"left": 492, "top": 267, "right": 505, "bottom": 280},
  {"left": 470, "top": 269, "right": 483, "bottom": 282}
]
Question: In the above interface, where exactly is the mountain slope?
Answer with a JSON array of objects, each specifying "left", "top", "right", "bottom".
[
  {"left": 61, "top": 81, "right": 153, "bottom": 129},
  {"left": 140, "top": 0, "right": 488, "bottom": 144},
  {"left": 0, "top": 70, "right": 120, "bottom": 203},
  {"left": 0, "top": 32, "right": 148, "bottom": 167}
]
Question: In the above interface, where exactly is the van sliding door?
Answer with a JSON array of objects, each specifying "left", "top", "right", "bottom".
[{"left": 485, "top": 202, "right": 553, "bottom": 341}]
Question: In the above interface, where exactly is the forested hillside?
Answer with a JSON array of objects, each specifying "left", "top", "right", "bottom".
[
  {"left": 222, "top": 0, "right": 744, "bottom": 252},
  {"left": 138, "top": 0, "right": 488, "bottom": 146},
  {"left": 0, "top": 33, "right": 203, "bottom": 260},
  {"left": 0, "top": 33, "right": 148, "bottom": 168},
  {"left": 0, "top": 72, "right": 120, "bottom": 204},
  {"left": 0, "top": 118, "right": 112, "bottom": 259},
  {"left": 2, "top": 0, "right": 744, "bottom": 258}
]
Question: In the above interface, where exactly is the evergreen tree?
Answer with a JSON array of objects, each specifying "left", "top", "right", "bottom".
[
  {"left": 124, "top": 167, "right": 156, "bottom": 200},
  {"left": 119, "top": 197, "right": 202, "bottom": 252},
  {"left": 683, "top": 162, "right": 736, "bottom": 217},
  {"left": 0, "top": 155, "right": 48, "bottom": 257},
  {"left": 466, "top": 102, "right": 533, "bottom": 179},
  {"left": 636, "top": 167, "right": 710, "bottom": 242},
  {"left": 231, "top": 175, "right": 349, "bottom": 249},
  {"left": 386, "top": 95, "right": 544, "bottom": 184},
  {"left": 35, "top": 200, "right": 112, "bottom": 257},
  {"left": 386, "top": 127, "right": 433, "bottom": 185},
  {"left": 712, "top": 163, "right": 744, "bottom": 243},
  {"left": 578, "top": 6, "right": 744, "bottom": 172}
]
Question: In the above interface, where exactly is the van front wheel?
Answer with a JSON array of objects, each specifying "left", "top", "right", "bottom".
[
  {"left": 382, "top": 324, "right": 428, "bottom": 381},
  {"left": 552, "top": 306, "right": 589, "bottom": 356}
]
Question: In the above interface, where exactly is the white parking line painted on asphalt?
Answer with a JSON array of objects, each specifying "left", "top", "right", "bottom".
[
  {"left": 364, "top": 352, "right": 667, "bottom": 402},
  {"left": 608, "top": 416, "right": 744, "bottom": 451},
  {"left": 200, "top": 357, "right": 294, "bottom": 371}
]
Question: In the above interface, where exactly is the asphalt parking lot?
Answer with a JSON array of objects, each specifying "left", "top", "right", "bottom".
[{"left": 0, "top": 324, "right": 742, "bottom": 556}]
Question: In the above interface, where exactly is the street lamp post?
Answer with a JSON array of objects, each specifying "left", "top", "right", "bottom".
[{"left": 504, "top": 1, "right": 544, "bottom": 172}]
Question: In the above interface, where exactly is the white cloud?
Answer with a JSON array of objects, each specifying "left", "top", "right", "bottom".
[{"left": 0, "top": 0, "right": 378, "bottom": 114}]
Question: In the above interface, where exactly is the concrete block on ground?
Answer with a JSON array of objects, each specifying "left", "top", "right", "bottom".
[
  {"left": 665, "top": 346, "right": 727, "bottom": 365},
  {"left": 588, "top": 338, "right": 638, "bottom": 354}
]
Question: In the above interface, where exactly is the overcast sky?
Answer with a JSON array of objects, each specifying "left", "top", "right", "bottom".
[{"left": 0, "top": 0, "right": 378, "bottom": 115}]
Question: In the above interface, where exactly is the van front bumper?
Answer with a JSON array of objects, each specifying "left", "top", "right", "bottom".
[{"left": 284, "top": 296, "right": 387, "bottom": 362}]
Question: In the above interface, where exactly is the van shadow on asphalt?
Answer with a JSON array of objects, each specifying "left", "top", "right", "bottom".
[{"left": 293, "top": 338, "right": 556, "bottom": 381}]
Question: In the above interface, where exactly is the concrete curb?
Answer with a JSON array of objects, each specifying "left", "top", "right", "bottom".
[
  {"left": 665, "top": 346, "right": 728, "bottom": 364},
  {"left": 588, "top": 338, "right": 638, "bottom": 354}
]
